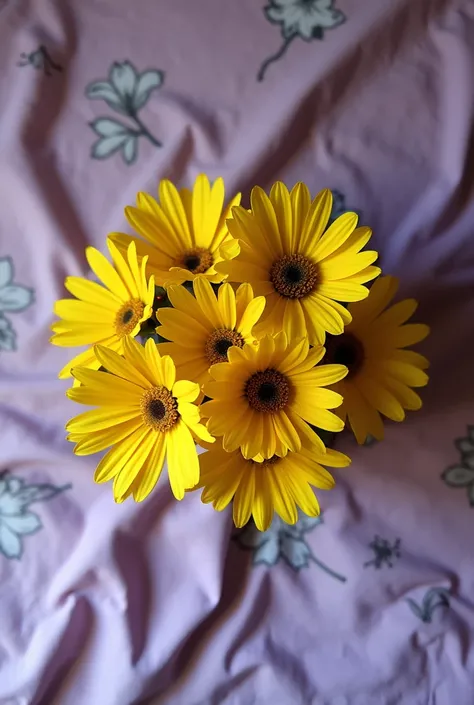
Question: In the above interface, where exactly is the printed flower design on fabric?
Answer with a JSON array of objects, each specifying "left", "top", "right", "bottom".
[
  {"left": 258, "top": 0, "right": 346, "bottom": 81},
  {"left": 442, "top": 426, "right": 474, "bottom": 506},
  {"left": 86, "top": 61, "right": 164, "bottom": 165},
  {"left": 329, "top": 190, "right": 362, "bottom": 225},
  {"left": 406, "top": 588, "right": 450, "bottom": 623},
  {"left": 0, "top": 257, "right": 34, "bottom": 353},
  {"left": 364, "top": 535, "right": 401, "bottom": 569},
  {"left": 235, "top": 513, "right": 347, "bottom": 581},
  {"left": 0, "top": 473, "right": 71, "bottom": 559},
  {"left": 17, "top": 45, "right": 62, "bottom": 76}
]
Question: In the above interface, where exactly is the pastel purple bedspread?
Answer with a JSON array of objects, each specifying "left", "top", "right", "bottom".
[{"left": 1, "top": 1, "right": 474, "bottom": 703}]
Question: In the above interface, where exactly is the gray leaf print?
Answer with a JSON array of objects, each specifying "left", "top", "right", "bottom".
[
  {"left": 133, "top": 70, "right": 164, "bottom": 110},
  {"left": 86, "top": 81, "right": 129, "bottom": 115},
  {"left": 0, "top": 316, "right": 16, "bottom": 351},
  {"left": 406, "top": 588, "right": 450, "bottom": 623},
  {"left": 442, "top": 426, "right": 474, "bottom": 507},
  {"left": 235, "top": 512, "right": 346, "bottom": 580},
  {"left": 443, "top": 465, "right": 474, "bottom": 487},
  {"left": 91, "top": 133, "right": 130, "bottom": 161},
  {"left": 258, "top": 0, "right": 346, "bottom": 81},
  {"left": 0, "top": 474, "right": 71, "bottom": 560},
  {"left": 0, "top": 257, "right": 34, "bottom": 354},
  {"left": 123, "top": 135, "right": 139, "bottom": 164},
  {"left": 86, "top": 60, "right": 164, "bottom": 165}
]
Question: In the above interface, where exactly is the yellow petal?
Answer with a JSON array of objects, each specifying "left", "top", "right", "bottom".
[
  {"left": 58, "top": 344, "right": 104, "bottom": 380},
  {"left": 173, "top": 379, "right": 200, "bottom": 402},
  {"left": 270, "top": 181, "right": 293, "bottom": 254},
  {"left": 166, "top": 422, "right": 199, "bottom": 499},
  {"left": 193, "top": 277, "right": 224, "bottom": 328},
  {"left": 238, "top": 296, "right": 266, "bottom": 338},
  {"left": 250, "top": 186, "right": 284, "bottom": 254},
  {"left": 300, "top": 188, "right": 332, "bottom": 255},
  {"left": 394, "top": 324, "right": 430, "bottom": 348},
  {"left": 232, "top": 467, "right": 255, "bottom": 528},
  {"left": 318, "top": 280, "right": 370, "bottom": 303},
  {"left": 113, "top": 428, "right": 156, "bottom": 499},
  {"left": 290, "top": 182, "right": 311, "bottom": 244},
  {"left": 303, "top": 294, "right": 345, "bottom": 336},
  {"left": 282, "top": 299, "right": 306, "bottom": 343},
  {"left": 107, "top": 239, "right": 139, "bottom": 299},
  {"left": 358, "top": 378, "right": 405, "bottom": 422},
  {"left": 71, "top": 366, "right": 143, "bottom": 399},
  {"left": 348, "top": 275, "right": 399, "bottom": 327},
  {"left": 252, "top": 471, "right": 274, "bottom": 532},
  {"left": 64, "top": 276, "right": 121, "bottom": 309},
  {"left": 217, "top": 283, "right": 237, "bottom": 329},
  {"left": 66, "top": 406, "right": 140, "bottom": 433},
  {"left": 319, "top": 250, "right": 378, "bottom": 279},
  {"left": 85, "top": 247, "right": 129, "bottom": 300},
  {"left": 313, "top": 211, "right": 358, "bottom": 261},
  {"left": 267, "top": 466, "right": 298, "bottom": 525},
  {"left": 133, "top": 433, "right": 167, "bottom": 502},
  {"left": 54, "top": 299, "right": 112, "bottom": 323},
  {"left": 292, "top": 363, "right": 347, "bottom": 387},
  {"left": 94, "top": 344, "right": 150, "bottom": 388},
  {"left": 159, "top": 180, "right": 192, "bottom": 248},
  {"left": 73, "top": 417, "right": 143, "bottom": 455}
]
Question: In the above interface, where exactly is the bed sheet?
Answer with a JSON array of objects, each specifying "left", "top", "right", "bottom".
[{"left": 1, "top": 1, "right": 474, "bottom": 703}]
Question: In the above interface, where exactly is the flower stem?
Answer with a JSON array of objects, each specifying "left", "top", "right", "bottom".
[
  {"left": 310, "top": 553, "right": 347, "bottom": 583},
  {"left": 257, "top": 34, "right": 296, "bottom": 82},
  {"left": 130, "top": 112, "right": 162, "bottom": 148}
]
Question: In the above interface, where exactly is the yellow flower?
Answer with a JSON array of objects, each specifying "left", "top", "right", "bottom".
[
  {"left": 51, "top": 240, "right": 154, "bottom": 379},
  {"left": 156, "top": 278, "right": 266, "bottom": 387},
  {"left": 324, "top": 275, "right": 430, "bottom": 444},
  {"left": 65, "top": 337, "right": 214, "bottom": 502},
  {"left": 196, "top": 439, "right": 350, "bottom": 531},
  {"left": 202, "top": 332, "right": 348, "bottom": 460},
  {"left": 218, "top": 182, "right": 380, "bottom": 345},
  {"left": 108, "top": 174, "right": 241, "bottom": 286}
]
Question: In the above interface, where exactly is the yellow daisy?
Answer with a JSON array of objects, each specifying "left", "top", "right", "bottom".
[
  {"left": 218, "top": 182, "right": 381, "bottom": 345},
  {"left": 156, "top": 278, "right": 266, "bottom": 387},
  {"left": 108, "top": 174, "right": 241, "bottom": 287},
  {"left": 65, "top": 337, "right": 214, "bottom": 502},
  {"left": 324, "top": 275, "right": 430, "bottom": 444},
  {"left": 51, "top": 240, "right": 154, "bottom": 379},
  {"left": 196, "top": 439, "right": 350, "bottom": 531},
  {"left": 202, "top": 332, "right": 348, "bottom": 460}
]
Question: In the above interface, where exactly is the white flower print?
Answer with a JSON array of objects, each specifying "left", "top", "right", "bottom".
[
  {"left": 0, "top": 257, "right": 34, "bottom": 353},
  {"left": 0, "top": 474, "right": 70, "bottom": 559},
  {"left": 86, "top": 60, "right": 164, "bottom": 164},
  {"left": 442, "top": 426, "right": 474, "bottom": 507},
  {"left": 258, "top": 0, "right": 346, "bottom": 81},
  {"left": 235, "top": 512, "right": 346, "bottom": 580}
]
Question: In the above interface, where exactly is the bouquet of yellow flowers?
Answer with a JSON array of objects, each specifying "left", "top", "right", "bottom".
[{"left": 51, "top": 175, "right": 429, "bottom": 531}]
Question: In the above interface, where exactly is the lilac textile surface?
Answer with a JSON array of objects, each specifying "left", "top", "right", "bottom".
[{"left": 1, "top": 1, "right": 474, "bottom": 703}]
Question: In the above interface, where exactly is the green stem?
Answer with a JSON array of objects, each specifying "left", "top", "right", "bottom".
[
  {"left": 257, "top": 35, "right": 296, "bottom": 82},
  {"left": 310, "top": 553, "right": 347, "bottom": 583},
  {"left": 130, "top": 111, "right": 162, "bottom": 147}
]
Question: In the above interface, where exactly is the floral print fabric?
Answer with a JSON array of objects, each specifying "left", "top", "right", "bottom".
[{"left": 0, "top": 0, "right": 473, "bottom": 703}]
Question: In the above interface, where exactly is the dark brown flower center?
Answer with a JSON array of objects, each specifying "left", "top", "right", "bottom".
[
  {"left": 204, "top": 328, "right": 245, "bottom": 365},
  {"left": 141, "top": 386, "right": 180, "bottom": 432},
  {"left": 122, "top": 309, "right": 134, "bottom": 324},
  {"left": 181, "top": 247, "right": 214, "bottom": 274},
  {"left": 324, "top": 333, "right": 364, "bottom": 378},
  {"left": 270, "top": 253, "right": 318, "bottom": 299},
  {"left": 245, "top": 368, "right": 290, "bottom": 413},
  {"left": 115, "top": 300, "right": 145, "bottom": 337}
]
